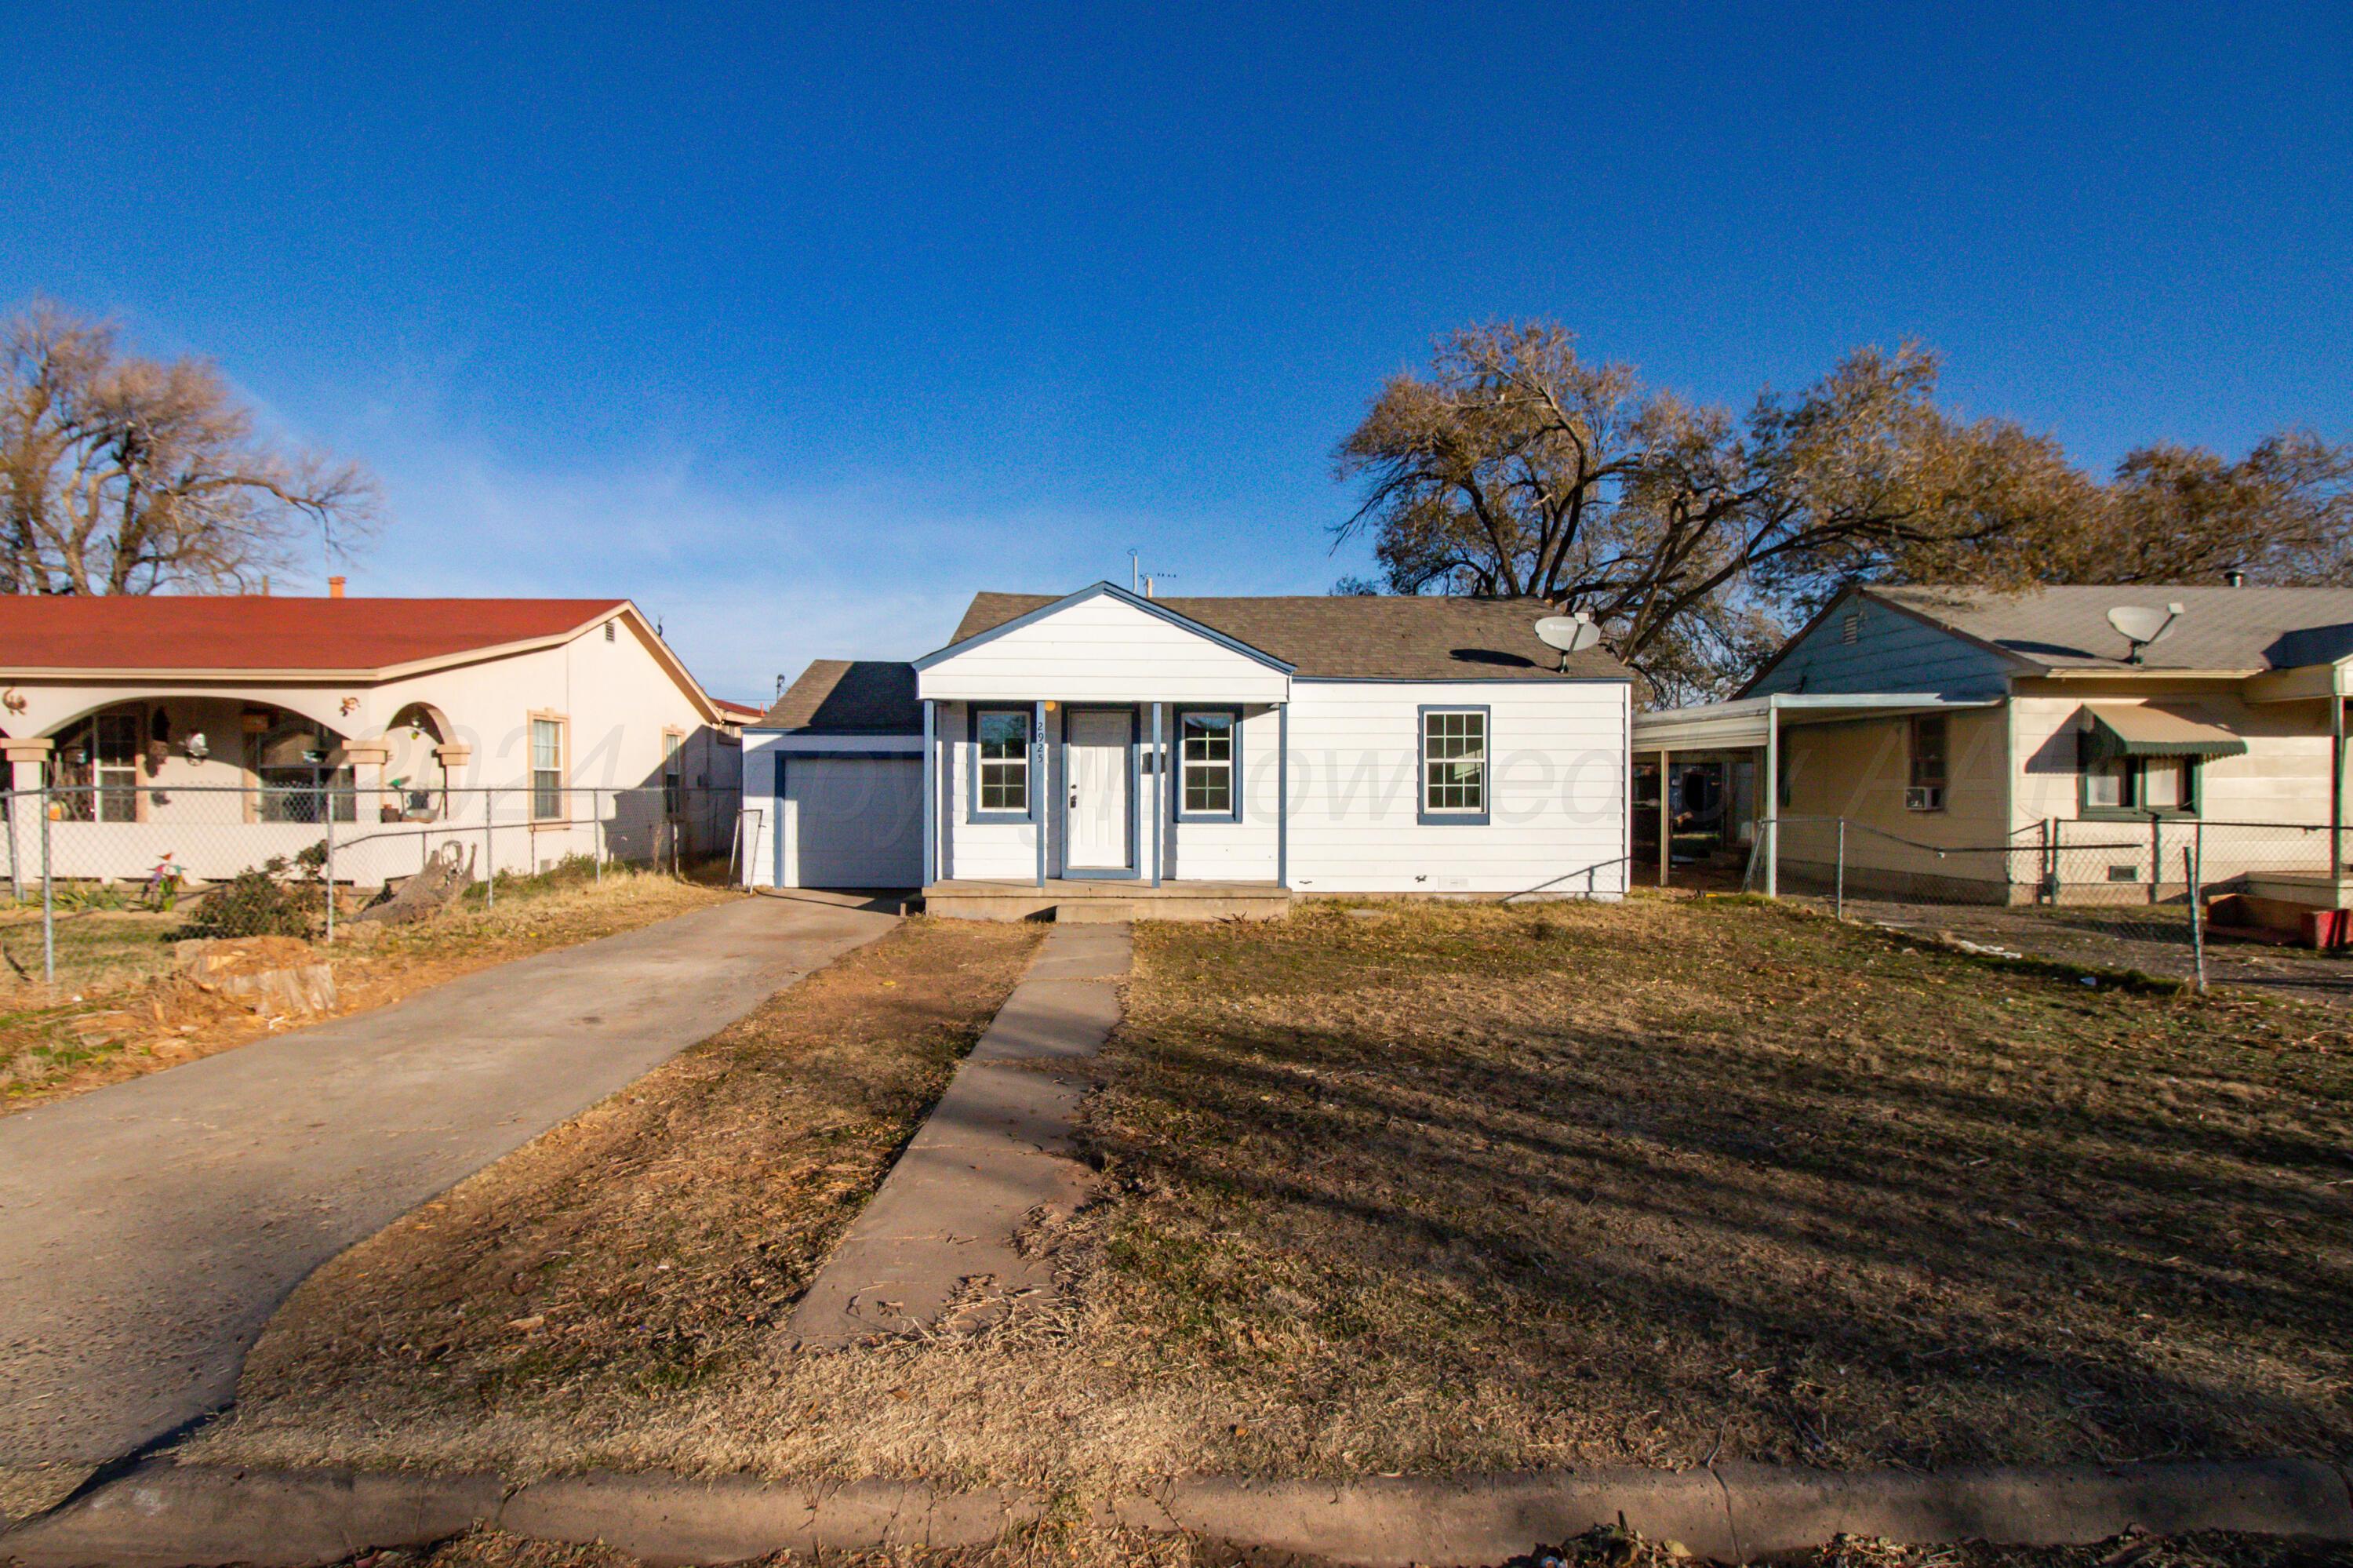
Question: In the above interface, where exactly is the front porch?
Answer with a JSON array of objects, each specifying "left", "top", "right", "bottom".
[{"left": 922, "top": 876, "right": 1290, "bottom": 922}]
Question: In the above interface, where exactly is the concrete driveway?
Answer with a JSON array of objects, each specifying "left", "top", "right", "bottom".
[{"left": 0, "top": 890, "right": 897, "bottom": 1476}]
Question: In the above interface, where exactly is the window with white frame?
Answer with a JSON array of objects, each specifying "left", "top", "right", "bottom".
[
  {"left": 1178, "top": 710, "right": 1235, "bottom": 817},
  {"left": 531, "top": 717, "right": 565, "bottom": 820},
  {"left": 1420, "top": 708, "right": 1488, "bottom": 817},
  {"left": 975, "top": 709, "right": 1031, "bottom": 814},
  {"left": 663, "top": 732, "right": 684, "bottom": 818}
]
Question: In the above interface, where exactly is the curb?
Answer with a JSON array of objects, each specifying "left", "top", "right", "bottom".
[{"left": 4, "top": 1457, "right": 2348, "bottom": 1568}]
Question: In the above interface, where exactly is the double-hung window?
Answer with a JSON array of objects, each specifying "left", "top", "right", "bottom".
[
  {"left": 662, "top": 732, "right": 684, "bottom": 818},
  {"left": 1176, "top": 709, "right": 1239, "bottom": 820},
  {"left": 973, "top": 708, "right": 1032, "bottom": 817},
  {"left": 1420, "top": 708, "right": 1489, "bottom": 824},
  {"left": 531, "top": 717, "right": 565, "bottom": 820},
  {"left": 2081, "top": 739, "right": 2196, "bottom": 817}
]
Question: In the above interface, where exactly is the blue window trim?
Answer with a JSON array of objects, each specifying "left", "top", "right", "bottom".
[
  {"left": 967, "top": 705, "right": 1036, "bottom": 824},
  {"left": 1417, "top": 704, "right": 1492, "bottom": 826},
  {"left": 1060, "top": 703, "right": 1141, "bottom": 879},
  {"left": 1170, "top": 706, "right": 1245, "bottom": 824}
]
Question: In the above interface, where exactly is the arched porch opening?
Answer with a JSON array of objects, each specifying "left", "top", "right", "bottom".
[
  {"left": 249, "top": 710, "right": 357, "bottom": 824},
  {"left": 381, "top": 702, "right": 452, "bottom": 822}
]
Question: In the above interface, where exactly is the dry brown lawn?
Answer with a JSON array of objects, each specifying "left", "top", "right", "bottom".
[
  {"left": 0, "top": 866, "right": 728, "bottom": 1110},
  {"left": 190, "top": 915, "right": 1044, "bottom": 1475},
  {"left": 191, "top": 897, "right": 2351, "bottom": 1496}
]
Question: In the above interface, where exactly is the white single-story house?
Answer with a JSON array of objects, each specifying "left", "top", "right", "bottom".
[
  {"left": 744, "top": 582, "right": 1632, "bottom": 915},
  {"left": 1631, "top": 582, "right": 2353, "bottom": 907},
  {"left": 1, "top": 587, "right": 743, "bottom": 888}
]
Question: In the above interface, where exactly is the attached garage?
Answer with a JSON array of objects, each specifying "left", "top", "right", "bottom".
[
  {"left": 741, "top": 660, "right": 925, "bottom": 892},
  {"left": 777, "top": 754, "right": 922, "bottom": 888}
]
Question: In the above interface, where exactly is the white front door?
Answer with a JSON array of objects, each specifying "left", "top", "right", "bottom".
[{"left": 1064, "top": 709, "right": 1131, "bottom": 872}]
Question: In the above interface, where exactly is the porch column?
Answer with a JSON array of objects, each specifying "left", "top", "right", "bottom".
[
  {"left": 1657, "top": 748, "right": 1671, "bottom": 889},
  {"left": 342, "top": 740, "right": 391, "bottom": 825},
  {"left": 3, "top": 740, "right": 49, "bottom": 904},
  {"left": 2333, "top": 689, "right": 2345, "bottom": 878},
  {"left": 1151, "top": 701, "right": 1163, "bottom": 889},
  {"left": 1762, "top": 698, "right": 1781, "bottom": 900},
  {"left": 1034, "top": 700, "right": 1047, "bottom": 890},
  {"left": 2, "top": 738, "right": 51, "bottom": 795},
  {"left": 921, "top": 700, "right": 937, "bottom": 886},
  {"left": 1275, "top": 701, "right": 1289, "bottom": 890}
]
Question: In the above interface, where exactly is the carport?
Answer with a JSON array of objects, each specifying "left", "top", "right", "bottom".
[{"left": 1631, "top": 693, "right": 1998, "bottom": 896}]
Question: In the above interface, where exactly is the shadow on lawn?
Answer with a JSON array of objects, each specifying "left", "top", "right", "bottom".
[{"left": 1084, "top": 909, "right": 2353, "bottom": 1472}]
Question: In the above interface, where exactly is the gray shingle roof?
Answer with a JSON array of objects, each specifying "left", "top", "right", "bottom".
[
  {"left": 1870, "top": 585, "right": 2353, "bottom": 672},
  {"left": 947, "top": 591, "right": 1630, "bottom": 681},
  {"left": 758, "top": 660, "right": 921, "bottom": 732}
]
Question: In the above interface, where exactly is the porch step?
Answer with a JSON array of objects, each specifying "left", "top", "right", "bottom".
[
  {"left": 919, "top": 882, "right": 1292, "bottom": 923},
  {"left": 1055, "top": 899, "right": 1136, "bottom": 923}
]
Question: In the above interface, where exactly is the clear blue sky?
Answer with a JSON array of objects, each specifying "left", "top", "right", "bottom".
[{"left": 5, "top": 3, "right": 2348, "bottom": 700}]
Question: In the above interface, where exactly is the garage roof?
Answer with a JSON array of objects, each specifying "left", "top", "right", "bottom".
[{"left": 761, "top": 660, "right": 922, "bottom": 733}]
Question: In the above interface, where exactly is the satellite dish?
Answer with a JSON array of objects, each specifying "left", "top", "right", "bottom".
[
  {"left": 2106, "top": 602, "right": 2185, "bottom": 664},
  {"left": 1535, "top": 613, "right": 1603, "bottom": 671}
]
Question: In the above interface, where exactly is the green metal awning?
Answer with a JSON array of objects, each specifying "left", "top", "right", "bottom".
[{"left": 2083, "top": 704, "right": 2249, "bottom": 761}]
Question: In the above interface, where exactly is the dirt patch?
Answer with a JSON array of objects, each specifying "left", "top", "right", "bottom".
[
  {"left": 189, "top": 917, "right": 1042, "bottom": 1473},
  {"left": 189, "top": 897, "right": 2352, "bottom": 1494},
  {"left": 0, "top": 868, "right": 729, "bottom": 1111},
  {"left": 1811, "top": 896, "right": 2353, "bottom": 1010}
]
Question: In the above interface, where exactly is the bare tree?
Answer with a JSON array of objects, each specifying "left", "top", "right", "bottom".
[
  {"left": 1333, "top": 323, "right": 2082, "bottom": 700},
  {"left": 1337, "top": 322, "right": 2353, "bottom": 701},
  {"left": 1, "top": 300, "right": 378, "bottom": 595}
]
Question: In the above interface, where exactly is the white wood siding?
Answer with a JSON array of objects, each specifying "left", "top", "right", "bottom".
[
  {"left": 937, "top": 700, "right": 1044, "bottom": 879},
  {"left": 1285, "top": 681, "right": 1628, "bottom": 896},
  {"left": 918, "top": 594, "right": 1289, "bottom": 704},
  {"left": 1163, "top": 703, "right": 1280, "bottom": 881}
]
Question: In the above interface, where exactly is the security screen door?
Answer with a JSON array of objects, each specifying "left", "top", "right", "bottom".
[{"left": 1064, "top": 708, "right": 1131, "bottom": 871}]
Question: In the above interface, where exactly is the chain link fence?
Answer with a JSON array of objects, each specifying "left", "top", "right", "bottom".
[
  {"left": 1, "top": 784, "right": 737, "bottom": 987},
  {"left": 1744, "top": 814, "right": 2353, "bottom": 995}
]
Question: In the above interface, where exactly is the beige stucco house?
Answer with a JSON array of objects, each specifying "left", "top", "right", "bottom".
[
  {"left": 1, "top": 588, "right": 742, "bottom": 888},
  {"left": 1632, "top": 584, "right": 2353, "bottom": 906}
]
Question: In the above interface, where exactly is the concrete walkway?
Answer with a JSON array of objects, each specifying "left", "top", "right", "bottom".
[
  {"left": 789, "top": 922, "right": 1129, "bottom": 1346},
  {"left": 0, "top": 891, "right": 898, "bottom": 1475}
]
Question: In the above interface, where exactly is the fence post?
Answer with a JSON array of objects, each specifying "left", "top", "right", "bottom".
[
  {"left": 485, "top": 789, "right": 496, "bottom": 909},
  {"left": 40, "top": 786, "right": 55, "bottom": 987},
  {"left": 594, "top": 789, "right": 604, "bottom": 884},
  {"left": 2149, "top": 813, "right": 2162, "bottom": 905},
  {"left": 6, "top": 788, "right": 20, "bottom": 908},
  {"left": 2184, "top": 838, "right": 2206, "bottom": 992},
  {"left": 324, "top": 799, "right": 336, "bottom": 945}
]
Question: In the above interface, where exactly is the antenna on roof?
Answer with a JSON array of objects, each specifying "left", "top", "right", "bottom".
[
  {"left": 1533, "top": 611, "right": 1603, "bottom": 672},
  {"left": 2106, "top": 602, "right": 2185, "bottom": 665}
]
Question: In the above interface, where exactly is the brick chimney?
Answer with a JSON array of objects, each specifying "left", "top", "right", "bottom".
[{"left": 329, "top": 576, "right": 347, "bottom": 598}]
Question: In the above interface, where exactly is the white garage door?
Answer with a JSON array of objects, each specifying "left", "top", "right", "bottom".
[{"left": 783, "top": 756, "right": 924, "bottom": 889}]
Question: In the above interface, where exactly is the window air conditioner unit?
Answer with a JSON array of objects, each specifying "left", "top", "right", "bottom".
[{"left": 1905, "top": 785, "right": 1944, "bottom": 812}]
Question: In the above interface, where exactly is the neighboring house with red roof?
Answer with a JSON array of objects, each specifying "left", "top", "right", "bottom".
[{"left": 0, "top": 587, "right": 742, "bottom": 886}]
